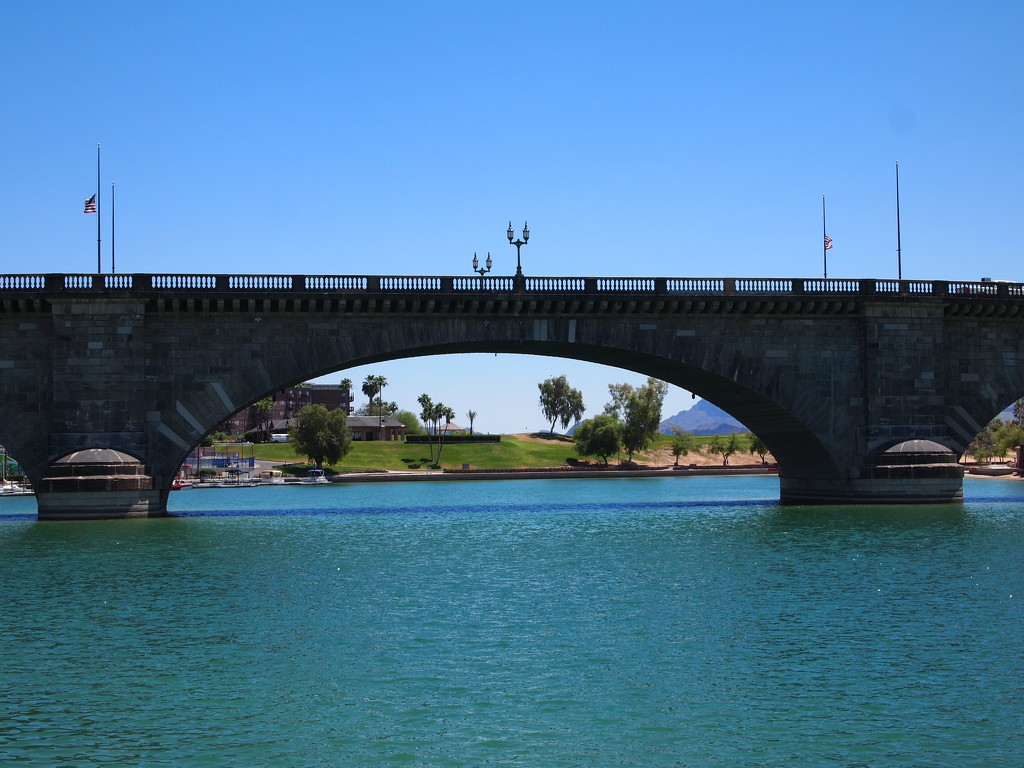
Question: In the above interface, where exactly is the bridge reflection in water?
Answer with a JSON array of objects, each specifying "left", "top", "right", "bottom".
[{"left": 1, "top": 272, "right": 1021, "bottom": 519}]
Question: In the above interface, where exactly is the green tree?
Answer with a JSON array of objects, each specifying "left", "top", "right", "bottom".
[
  {"left": 255, "top": 396, "right": 274, "bottom": 443},
  {"left": 538, "top": 375, "right": 587, "bottom": 434},
  {"left": 1013, "top": 397, "right": 1024, "bottom": 425},
  {"left": 669, "top": 426, "right": 693, "bottom": 467},
  {"left": 418, "top": 393, "right": 439, "bottom": 461},
  {"left": 466, "top": 409, "right": 477, "bottom": 435},
  {"left": 434, "top": 404, "right": 456, "bottom": 466},
  {"left": 989, "top": 414, "right": 1024, "bottom": 462},
  {"left": 288, "top": 404, "right": 352, "bottom": 469},
  {"left": 573, "top": 414, "right": 622, "bottom": 465},
  {"left": 721, "top": 432, "right": 742, "bottom": 466},
  {"left": 995, "top": 399, "right": 1024, "bottom": 464},
  {"left": 361, "top": 374, "right": 388, "bottom": 436},
  {"left": 749, "top": 434, "right": 770, "bottom": 464},
  {"left": 604, "top": 378, "right": 668, "bottom": 461},
  {"left": 416, "top": 394, "right": 454, "bottom": 464},
  {"left": 705, "top": 434, "right": 725, "bottom": 464},
  {"left": 967, "top": 420, "right": 1000, "bottom": 463},
  {"left": 339, "top": 378, "right": 353, "bottom": 413},
  {"left": 395, "top": 410, "right": 424, "bottom": 435}
]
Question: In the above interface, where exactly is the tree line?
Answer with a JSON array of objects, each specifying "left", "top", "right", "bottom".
[
  {"left": 287, "top": 374, "right": 474, "bottom": 470},
  {"left": 285, "top": 371, "right": 775, "bottom": 470},
  {"left": 539, "top": 373, "right": 771, "bottom": 467},
  {"left": 212, "top": 372, "right": 1024, "bottom": 472},
  {"left": 966, "top": 399, "right": 1024, "bottom": 463}
]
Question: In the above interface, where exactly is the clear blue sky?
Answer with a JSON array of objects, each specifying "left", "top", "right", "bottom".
[{"left": 3, "top": 2, "right": 1021, "bottom": 433}]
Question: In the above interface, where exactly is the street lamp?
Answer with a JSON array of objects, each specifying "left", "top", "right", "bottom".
[
  {"left": 471, "top": 252, "right": 492, "bottom": 286},
  {"left": 507, "top": 220, "right": 529, "bottom": 277}
]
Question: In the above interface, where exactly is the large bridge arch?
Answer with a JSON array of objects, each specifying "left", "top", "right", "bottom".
[
  {"left": 6, "top": 272, "right": 1024, "bottom": 517},
  {"left": 163, "top": 338, "right": 843, "bottom": 491},
  {"left": 147, "top": 308, "right": 877, "bottom": 509}
]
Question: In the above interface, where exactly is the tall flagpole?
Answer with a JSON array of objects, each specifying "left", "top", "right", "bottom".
[
  {"left": 96, "top": 143, "right": 102, "bottom": 274},
  {"left": 111, "top": 181, "right": 116, "bottom": 274},
  {"left": 895, "top": 160, "right": 902, "bottom": 280},
  {"left": 822, "top": 194, "right": 828, "bottom": 279}
]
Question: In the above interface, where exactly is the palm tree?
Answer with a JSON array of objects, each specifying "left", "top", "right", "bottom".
[
  {"left": 466, "top": 409, "right": 477, "bottom": 436},
  {"left": 435, "top": 405, "right": 456, "bottom": 466},
  {"left": 361, "top": 375, "right": 387, "bottom": 439},
  {"left": 417, "top": 394, "right": 437, "bottom": 461},
  {"left": 255, "top": 396, "right": 275, "bottom": 442},
  {"left": 339, "top": 378, "right": 353, "bottom": 414}
]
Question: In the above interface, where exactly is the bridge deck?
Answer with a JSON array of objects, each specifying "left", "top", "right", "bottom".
[{"left": 1, "top": 274, "right": 1020, "bottom": 317}]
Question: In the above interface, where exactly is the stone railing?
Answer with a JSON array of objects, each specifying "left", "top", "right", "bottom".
[{"left": 0, "top": 274, "right": 1021, "bottom": 299}]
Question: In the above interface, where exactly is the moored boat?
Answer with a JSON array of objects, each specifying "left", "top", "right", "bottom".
[
  {"left": 257, "top": 469, "right": 285, "bottom": 484},
  {"left": 302, "top": 469, "right": 330, "bottom": 484}
]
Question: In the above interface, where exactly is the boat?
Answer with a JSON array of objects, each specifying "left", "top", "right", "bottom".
[
  {"left": 967, "top": 464, "right": 1016, "bottom": 476},
  {"left": 192, "top": 468, "right": 258, "bottom": 488},
  {"left": 0, "top": 480, "right": 32, "bottom": 496},
  {"left": 302, "top": 468, "right": 330, "bottom": 484},
  {"left": 257, "top": 469, "right": 285, "bottom": 484},
  {"left": 171, "top": 477, "right": 193, "bottom": 490}
]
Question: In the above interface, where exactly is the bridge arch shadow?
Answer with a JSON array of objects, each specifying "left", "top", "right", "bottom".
[{"left": 168, "top": 339, "right": 841, "bottom": 493}]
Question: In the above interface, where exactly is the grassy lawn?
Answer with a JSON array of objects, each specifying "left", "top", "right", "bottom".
[
  {"left": 252, "top": 431, "right": 756, "bottom": 473},
  {"left": 255, "top": 434, "right": 582, "bottom": 473}
]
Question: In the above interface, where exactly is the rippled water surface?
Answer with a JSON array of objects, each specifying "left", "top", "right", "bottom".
[{"left": 1, "top": 476, "right": 1022, "bottom": 766}]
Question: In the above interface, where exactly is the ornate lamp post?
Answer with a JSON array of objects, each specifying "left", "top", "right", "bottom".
[
  {"left": 507, "top": 220, "right": 529, "bottom": 277},
  {"left": 471, "top": 251, "right": 492, "bottom": 286}
]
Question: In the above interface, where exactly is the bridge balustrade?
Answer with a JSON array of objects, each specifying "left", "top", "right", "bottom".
[
  {"left": 802, "top": 279, "right": 861, "bottom": 293},
  {"left": 523, "top": 277, "right": 587, "bottom": 292},
  {"left": 151, "top": 275, "right": 218, "bottom": 289},
  {"left": 735, "top": 278, "right": 794, "bottom": 293},
  {"left": 103, "top": 275, "right": 133, "bottom": 289},
  {"left": 63, "top": 275, "right": 95, "bottom": 289},
  {"left": 874, "top": 280, "right": 900, "bottom": 293},
  {"left": 304, "top": 276, "right": 369, "bottom": 290},
  {"left": 228, "top": 275, "right": 293, "bottom": 290},
  {"left": 1, "top": 274, "right": 1021, "bottom": 303},
  {"left": 452, "top": 276, "right": 517, "bottom": 291},
  {"left": 596, "top": 278, "right": 657, "bottom": 292},
  {"left": 0, "top": 275, "right": 45, "bottom": 290},
  {"left": 379, "top": 277, "right": 442, "bottom": 291},
  {"left": 665, "top": 278, "right": 726, "bottom": 292}
]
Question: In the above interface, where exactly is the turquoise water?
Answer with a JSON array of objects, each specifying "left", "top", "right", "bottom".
[{"left": 1, "top": 476, "right": 1022, "bottom": 767}]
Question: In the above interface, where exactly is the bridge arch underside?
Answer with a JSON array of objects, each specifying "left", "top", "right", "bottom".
[
  {"left": 332, "top": 339, "right": 845, "bottom": 480},
  {"left": 147, "top": 315, "right": 962, "bottom": 509}
]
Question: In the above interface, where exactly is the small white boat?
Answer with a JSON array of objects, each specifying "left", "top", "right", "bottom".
[
  {"left": 204, "top": 468, "right": 258, "bottom": 487},
  {"left": 302, "top": 469, "right": 330, "bottom": 484},
  {"left": 257, "top": 469, "right": 285, "bottom": 484}
]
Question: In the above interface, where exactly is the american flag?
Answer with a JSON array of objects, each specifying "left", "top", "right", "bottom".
[
  {"left": 824, "top": 235, "right": 833, "bottom": 250},
  {"left": 83, "top": 194, "right": 97, "bottom": 214}
]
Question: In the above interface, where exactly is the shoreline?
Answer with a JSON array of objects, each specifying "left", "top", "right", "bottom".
[{"left": 330, "top": 465, "right": 780, "bottom": 484}]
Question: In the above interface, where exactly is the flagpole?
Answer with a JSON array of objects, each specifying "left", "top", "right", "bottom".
[
  {"left": 96, "top": 143, "right": 102, "bottom": 274},
  {"left": 822, "top": 194, "right": 827, "bottom": 279},
  {"left": 895, "top": 160, "right": 902, "bottom": 280},
  {"left": 111, "top": 181, "right": 116, "bottom": 274}
]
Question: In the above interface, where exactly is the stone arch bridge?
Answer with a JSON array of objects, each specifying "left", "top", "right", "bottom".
[{"left": 2, "top": 272, "right": 1023, "bottom": 519}]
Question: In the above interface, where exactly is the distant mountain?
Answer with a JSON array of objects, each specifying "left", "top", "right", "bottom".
[{"left": 659, "top": 400, "right": 748, "bottom": 435}]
